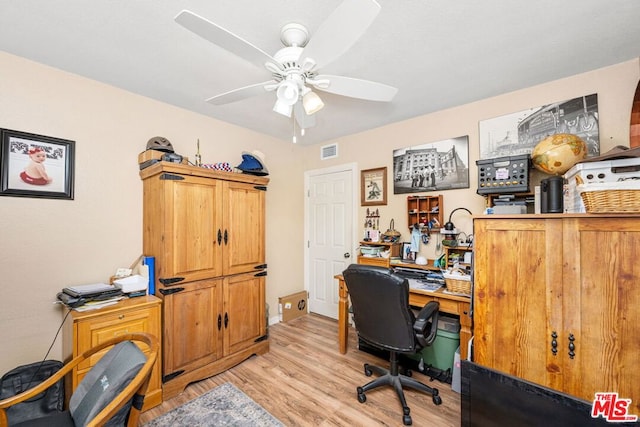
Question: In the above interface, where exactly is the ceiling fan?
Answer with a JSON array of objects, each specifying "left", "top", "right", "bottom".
[{"left": 174, "top": 0, "right": 398, "bottom": 132}]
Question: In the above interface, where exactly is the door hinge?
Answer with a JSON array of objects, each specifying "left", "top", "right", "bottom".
[
  {"left": 254, "top": 263, "right": 267, "bottom": 270},
  {"left": 255, "top": 335, "right": 268, "bottom": 342},
  {"left": 159, "top": 277, "right": 185, "bottom": 286},
  {"left": 162, "top": 370, "right": 184, "bottom": 383},
  {"left": 159, "top": 287, "right": 185, "bottom": 295},
  {"left": 254, "top": 271, "right": 267, "bottom": 277},
  {"left": 159, "top": 173, "right": 185, "bottom": 180},
  {"left": 254, "top": 185, "right": 267, "bottom": 191}
]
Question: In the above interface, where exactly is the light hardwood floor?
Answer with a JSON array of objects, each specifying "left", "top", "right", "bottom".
[{"left": 139, "top": 313, "right": 461, "bottom": 426}]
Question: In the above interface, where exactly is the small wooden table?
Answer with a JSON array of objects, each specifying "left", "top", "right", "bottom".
[{"left": 335, "top": 274, "right": 472, "bottom": 360}]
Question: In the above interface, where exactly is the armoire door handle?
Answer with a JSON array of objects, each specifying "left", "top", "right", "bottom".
[{"left": 568, "top": 333, "right": 576, "bottom": 359}]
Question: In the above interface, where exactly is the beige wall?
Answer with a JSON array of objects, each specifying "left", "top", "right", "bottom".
[
  {"left": 302, "top": 59, "right": 639, "bottom": 261},
  {"left": 1, "top": 49, "right": 637, "bottom": 375},
  {"left": 0, "top": 52, "right": 305, "bottom": 373}
]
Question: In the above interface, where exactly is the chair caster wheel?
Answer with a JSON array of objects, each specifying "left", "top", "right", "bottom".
[
  {"left": 405, "top": 369, "right": 412, "bottom": 377},
  {"left": 364, "top": 364, "right": 373, "bottom": 376},
  {"left": 433, "top": 394, "right": 442, "bottom": 405},
  {"left": 356, "top": 387, "right": 366, "bottom": 403},
  {"left": 402, "top": 407, "right": 412, "bottom": 425}
]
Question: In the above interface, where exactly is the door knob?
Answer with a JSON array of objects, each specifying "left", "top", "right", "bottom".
[{"left": 344, "top": 252, "right": 351, "bottom": 258}]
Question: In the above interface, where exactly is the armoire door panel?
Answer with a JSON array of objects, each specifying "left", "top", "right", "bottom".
[
  {"left": 163, "top": 279, "right": 223, "bottom": 373},
  {"left": 562, "top": 218, "right": 640, "bottom": 406},
  {"left": 224, "top": 272, "right": 265, "bottom": 355},
  {"left": 223, "top": 181, "right": 265, "bottom": 275},
  {"left": 167, "top": 177, "right": 223, "bottom": 281},
  {"left": 474, "top": 219, "right": 562, "bottom": 389}
]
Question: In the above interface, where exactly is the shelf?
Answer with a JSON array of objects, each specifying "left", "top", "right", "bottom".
[
  {"left": 485, "top": 192, "right": 535, "bottom": 214},
  {"left": 359, "top": 241, "right": 401, "bottom": 257},
  {"left": 443, "top": 245, "right": 473, "bottom": 272},
  {"left": 407, "top": 195, "right": 443, "bottom": 230}
]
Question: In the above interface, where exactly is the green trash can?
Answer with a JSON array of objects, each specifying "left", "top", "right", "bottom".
[{"left": 409, "top": 315, "right": 460, "bottom": 372}]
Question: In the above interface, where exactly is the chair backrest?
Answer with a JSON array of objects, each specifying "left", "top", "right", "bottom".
[
  {"left": 343, "top": 264, "right": 417, "bottom": 353},
  {"left": 70, "top": 332, "right": 158, "bottom": 427}
]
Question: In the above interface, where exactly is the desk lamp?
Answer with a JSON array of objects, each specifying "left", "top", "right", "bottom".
[{"left": 443, "top": 207, "right": 472, "bottom": 233}]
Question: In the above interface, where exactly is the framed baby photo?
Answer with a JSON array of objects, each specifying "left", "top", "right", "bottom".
[{"left": 0, "top": 128, "right": 75, "bottom": 200}]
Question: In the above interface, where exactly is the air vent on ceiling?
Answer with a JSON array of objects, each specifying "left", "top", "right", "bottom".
[{"left": 321, "top": 143, "right": 338, "bottom": 160}]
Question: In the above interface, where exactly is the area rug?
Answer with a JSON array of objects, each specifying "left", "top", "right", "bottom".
[{"left": 143, "top": 382, "right": 283, "bottom": 427}]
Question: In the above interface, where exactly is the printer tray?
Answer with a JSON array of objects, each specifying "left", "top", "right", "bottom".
[
  {"left": 62, "top": 283, "right": 121, "bottom": 298},
  {"left": 57, "top": 289, "right": 123, "bottom": 308},
  {"left": 63, "top": 288, "right": 123, "bottom": 299}
]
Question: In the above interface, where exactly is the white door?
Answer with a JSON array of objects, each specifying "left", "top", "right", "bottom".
[{"left": 305, "top": 164, "right": 356, "bottom": 319}]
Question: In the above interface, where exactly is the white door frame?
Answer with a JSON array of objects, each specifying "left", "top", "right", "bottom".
[{"left": 304, "top": 162, "right": 359, "bottom": 316}]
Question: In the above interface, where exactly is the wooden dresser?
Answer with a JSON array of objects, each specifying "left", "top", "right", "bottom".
[
  {"left": 62, "top": 295, "right": 162, "bottom": 411},
  {"left": 473, "top": 214, "right": 640, "bottom": 416},
  {"left": 140, "top": 162, "right": 269, "bottom": 400}
]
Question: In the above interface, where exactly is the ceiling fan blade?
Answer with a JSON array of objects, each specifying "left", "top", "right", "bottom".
[
  {"left": 294, "top": 103, "right": 317, "bottom": 129},
  {"left": 175, "top": 10, "right": 276, "bottom": 68},
  {"left": 300, "top": 0, "right": 381, "bottom": 69},
  {"left": 313, "top": 75, "right": 397, "bottom": 102},
  {"left": 206, "top": 81, "right": 277, "bottom": 105}
]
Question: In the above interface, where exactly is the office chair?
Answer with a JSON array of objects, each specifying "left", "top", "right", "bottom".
[
  {"left": 0, "top": 332, "right": 159, "bottom": 427},
  {"left": 343, "top": 263, "right": 442, "bottom": 426}
]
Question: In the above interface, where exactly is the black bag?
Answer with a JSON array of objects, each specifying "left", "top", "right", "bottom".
[{"left": 0, "top": 360, "right": 65, "bottom": 425}]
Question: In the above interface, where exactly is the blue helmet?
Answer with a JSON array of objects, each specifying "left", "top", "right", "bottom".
[{"left": 237, "top": 151, "right": 269, "bottom": 176}]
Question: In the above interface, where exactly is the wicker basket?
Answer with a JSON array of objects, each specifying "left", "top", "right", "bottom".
[
  {"left": 442, "top": 270, "right": 471, "bottom": 295},
  {"left": 578, "top": 181, "right": 640, "bottom": 213}
]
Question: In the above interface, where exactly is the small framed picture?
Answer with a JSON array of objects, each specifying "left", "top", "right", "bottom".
[
  {"left": 0, "top": 128, "right": 75, "bottom": 200},
  {"left": 361, "top": 167, "right": 387, "bottom": 206},
  {"left": 401, "top": 242, "right": 414, "bottom": 262}
]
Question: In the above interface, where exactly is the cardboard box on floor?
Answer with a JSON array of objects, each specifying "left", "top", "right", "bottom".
[{"left": 278, "top": 291, "right": 308, "bottom": 322}]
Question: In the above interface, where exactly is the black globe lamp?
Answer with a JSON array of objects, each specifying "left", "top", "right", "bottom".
[{"left": 444, "top": 207, "right": 472, "bottom": 232}]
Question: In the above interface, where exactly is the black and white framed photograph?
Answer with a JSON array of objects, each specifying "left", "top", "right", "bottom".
[
  {"left": 479, "top": 93, "right": 600, "bottom": 160},
  {"left": 0, "top": 128, "right": 75, "bottom": 200},
  {"left": 393, "top": 136, "right": 469, "bottom": 194}
]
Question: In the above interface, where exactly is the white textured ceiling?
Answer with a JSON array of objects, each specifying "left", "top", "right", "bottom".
[{"left": 1, "top": 0, "right": 639, "bottom": 146}]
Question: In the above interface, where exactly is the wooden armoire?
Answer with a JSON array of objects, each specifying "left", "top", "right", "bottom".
[
  {"left": 140, "top": 162, "right": 269, "bottom": 400},
  {"left": 473, "top": 214, "right": 640, "bottom": 416}
]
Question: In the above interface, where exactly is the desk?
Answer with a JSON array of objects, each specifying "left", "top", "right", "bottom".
[{"left": 335, "top": 274, "right": 472, "bottom": 360}]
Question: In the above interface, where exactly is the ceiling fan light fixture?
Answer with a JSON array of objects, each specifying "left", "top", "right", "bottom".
[
  {"left": 273, "top": 99, "right": 293, "bottom": 117},
  {"left": 276, "top": 80, "right": 300, "bottom": 106},
  {"left": 303, "top": 90, "right": 324, "bottom": 115}
]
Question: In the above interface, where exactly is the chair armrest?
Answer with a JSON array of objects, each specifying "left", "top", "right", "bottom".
[
  {"left": 0, "top": 332, "right": 158, "bottom": 427},
  {"left": 413, "top": 301, "right": 439, "bottom": 348}
]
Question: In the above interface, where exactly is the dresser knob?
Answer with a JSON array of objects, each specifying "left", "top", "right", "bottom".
[{"left": 119, "top": 315, "right": 125, "bottom": 320}]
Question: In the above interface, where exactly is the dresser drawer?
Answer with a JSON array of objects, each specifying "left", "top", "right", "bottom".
[
  {"left": 63, "top": 296, "right": 162, "bottom": 411},
  {"left": 76, "top": 308, "right": 155, "bottom": 370}
]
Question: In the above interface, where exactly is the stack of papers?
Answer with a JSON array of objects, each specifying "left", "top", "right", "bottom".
[
  {"left": 408, "top": 279, "right": 442, "bottom": 292},
  {"left": 72, "top": 296, "right": 126, "bottom": 312}
]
